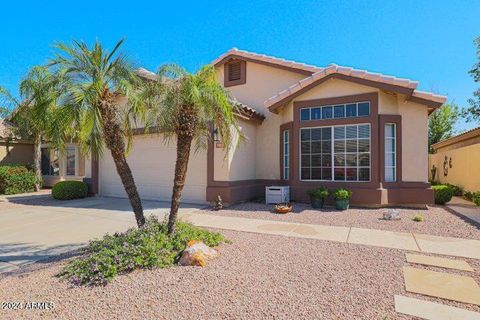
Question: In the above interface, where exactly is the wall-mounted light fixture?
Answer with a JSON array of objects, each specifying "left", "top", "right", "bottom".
[{"left": 213, "top": 128, "right": 220, "bottom": 142}]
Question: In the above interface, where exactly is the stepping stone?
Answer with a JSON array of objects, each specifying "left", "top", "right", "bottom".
[
  {"left": 395, "top": 295, "right": 480, "bottom": 320},
  {"left": 403, "top": 266, "right": 480, "bottom": 305},
  {"left": 348, "top": 227, "right": 419, "bottom": 251},
  {"left": 414, "top": 233, "right": 480, "bottom": 260},
  {"left": 406, "top": 253, "right": 474, "bottom": 272}
]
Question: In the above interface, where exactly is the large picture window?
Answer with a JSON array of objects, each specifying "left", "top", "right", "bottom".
[{"left": 300, "top": 124, "right": 370, "bottom": 181}]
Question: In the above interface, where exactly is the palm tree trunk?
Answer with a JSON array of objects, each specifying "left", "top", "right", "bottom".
[
  {"left": 168, "top": 133, "right": 193, "bottom": 235},
  {"left": 109, "top": 147, "right": 145, "bottom": 228},
  {"left": 33, "top": 133, "right": 42, "bottom": 192},
  {"left": 99, "top": 95, "right": 145, "bottom": 228}
]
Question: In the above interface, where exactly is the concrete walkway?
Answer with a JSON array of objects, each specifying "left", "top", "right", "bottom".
[
  {"left": 1, "top": 195, "right": 480, "bottom": 274},
  {"left": 181, "top": 213, "right": 480, "bottom": 260},
  {"left": 448, "top": 196, "right": 480, "bottom": 225}
]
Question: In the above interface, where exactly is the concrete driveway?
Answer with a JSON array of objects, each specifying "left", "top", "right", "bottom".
[{"left": 0, "top": 195, "right": 204, "bottom": 273}]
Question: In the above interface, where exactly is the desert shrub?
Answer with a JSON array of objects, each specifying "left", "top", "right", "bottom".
[
  {"left": 0, "top": 165, "right": 37, "bottom": 195},
  {"left": 473, "top": 192, "right": 480, "bottom": 206},
  {"left": 307, "top": 187, "right": 329, "bottom": 199},
  {"left": 59, "top": 217, "right": 228, "bottom": 286},
  {"left": 413, "top": 214, "right": 424, "bottom": 222},
  {"left": 464, "top": 191, "right": 474, "bottom": 201},
  {"left": 431, "top": 185, "right": 454, "bottom": 205},
  {"left": 52, "top": 181, "right": 88, "bottom": 200},
  {"left": 333, "top": 188, "right": 352, "bottom": 200},
  {"left": 445, "top": 183, "right": 463, "bottom": 196}
]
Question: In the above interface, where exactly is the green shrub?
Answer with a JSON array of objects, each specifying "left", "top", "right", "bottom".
[
  {"left": 464, "top": 191, "right": 474, "bottom": 201},
  {"left": 431, "top": 185, "right": 454, "bottom": 205},
  {"left": 445, "top": 183, "right": 463, "bottom": 196},
  {"left": 333, "top": 188, "right": 352, "bottom": 200},
  {"left": 307, "top": 187, "right": 329, "bottom": 199},
  {"left": 413, "top": 214, "right": 424, "bottom": 222},
  {"left": 52, "top": 181, "right": 88, "bottom": 200},
  {"left": 59, "top": 217, "right": 228, "bottom": 286},
  {"left": 473, "top": 192, "right": 480, "bottom": 207},
  {"left": 0, "top": 165, "right": 37, "bottom": 195}
]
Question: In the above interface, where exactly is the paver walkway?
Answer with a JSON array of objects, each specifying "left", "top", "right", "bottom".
[
  {"left": 394, "top": 295, "right": 480, "bottom": 320},
  {"left": 448, "top": 196, "right": 480, "bottom": 225},
  {"left": 181, "top": 213, "right": 480, "bottom": 260}
]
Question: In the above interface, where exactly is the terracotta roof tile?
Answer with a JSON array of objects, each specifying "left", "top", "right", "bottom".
[
  {"left": 212, "top": 48, "right": 321, "bottom": 74},
  {"left": 263, "top": 63, "right": 446, "bottom": 110}
]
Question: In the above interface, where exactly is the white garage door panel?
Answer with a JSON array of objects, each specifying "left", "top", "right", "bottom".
[{"left": 100, "top": 135, "right": 207, "bottom": 203}]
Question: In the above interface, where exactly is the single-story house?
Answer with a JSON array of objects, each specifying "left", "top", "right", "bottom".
[
  {"left": 429, "top": 127, "right": 480, "bottom": 193},
  {"left": 12, "top": 49, "right": 448, "bottom": 206}
]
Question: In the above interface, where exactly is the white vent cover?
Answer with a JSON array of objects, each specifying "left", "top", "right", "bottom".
[{"left": 265, "top": 186, "right": 290, "bottom": 204}]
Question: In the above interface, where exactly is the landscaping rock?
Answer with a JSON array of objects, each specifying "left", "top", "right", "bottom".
[
  {"left": 179, "top": 240, "right": 218, "bottom": 267},
  {"left": 383, "top": 209, "right": 400, "bottom": 220}
]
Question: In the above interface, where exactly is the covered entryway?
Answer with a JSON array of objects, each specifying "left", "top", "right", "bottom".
[{"left": 99, "top": 134, "right": 208, "bottom": 204}]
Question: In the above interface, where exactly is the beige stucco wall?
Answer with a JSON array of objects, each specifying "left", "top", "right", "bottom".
[
  {"left": 213, "top": 119, "right": 258, "bottom": 181},
  {"left": 429, "top": 144, "right": 480, "bottom": 192},
  {"left": 216, "top": 61, "right": 306, "bottom": 181},
  {"left": 228, "top": 119, "right": 257, "bottom": 180},
  {"left": 400, "top": 100, "right": 429, "bottom": 182},
  {"left": 0, "top": 142, "right": 33, "bottom": 166}
]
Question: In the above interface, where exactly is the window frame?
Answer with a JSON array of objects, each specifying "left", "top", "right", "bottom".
[
  {"left": 299, "top": 101, "right": 370, "bottom": 122},
  {"left": 283, "top": 130, "right": 290, "bottom": 180},
  {"left": 384, "top": 123, "right": 396, "bottom": 182},
  {"left": 65, "top": 146, "right": 78, "bottom": 176},
  {"left": 299, "top": 123, "right": 371, "bottom": 182}
]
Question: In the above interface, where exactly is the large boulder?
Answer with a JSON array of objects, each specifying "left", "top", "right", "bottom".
[{"left": 179, "top": 240, "right": 218, "bottom": 267}]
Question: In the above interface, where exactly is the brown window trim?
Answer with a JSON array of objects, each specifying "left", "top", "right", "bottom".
[
  {"left": 224, "top": 59, "right": 246, "bottom": 87},
  {"left": 280, "top": 122, "right": 293, "bottom": 181},
  {"left": 292, "top": 92, "right": 380, "bottom": 189},
  {"left": 379, "top": 115, "right": 402, "bottom": 186}
]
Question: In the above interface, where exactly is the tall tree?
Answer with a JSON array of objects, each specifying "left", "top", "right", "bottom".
[
  {"left": 463, "top": 36, "right": 480, "bottom": 122},
  {"left": 0, "top": 66, "right": 64, "bottom": 190},
  {"left": 428, "top": 103, "right": 459, "bottom": 152},
  {"left": 145, "top": 64, "right": 242, "bottom": 234},
  {"left": 51, "top": 39, "right": 148, "bottom": 228}
]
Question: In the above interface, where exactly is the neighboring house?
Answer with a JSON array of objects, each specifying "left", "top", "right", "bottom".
[
  {"left": 0, "top": 119, "right": 33, "bottom": 166},
  {"left": 78, "top": 48, "right": 445, "bottom": 206},
  {"left": 0, "top": 119, "right": 86, "bottom": 187},
  {"left": 429, "top": 127, "right": 480, "bottom": 193}
]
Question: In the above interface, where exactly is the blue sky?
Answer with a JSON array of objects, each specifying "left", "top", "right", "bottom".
[{"left": 1, "top": 0, "right": 478, "bottom": 131}]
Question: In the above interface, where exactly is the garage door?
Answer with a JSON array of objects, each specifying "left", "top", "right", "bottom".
[{"left": 99, "top": 134, "right": 207, "bottom": 203}]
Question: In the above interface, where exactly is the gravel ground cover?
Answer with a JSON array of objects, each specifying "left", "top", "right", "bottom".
[
  {"left": 1, "top": 229, "right": 479, "bottom": 320},
  {"left": 203, "top": 202, "right": 480, "bottom": 240}
]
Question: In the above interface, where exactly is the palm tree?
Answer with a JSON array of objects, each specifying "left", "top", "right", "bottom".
[
  {"left": 146, "top": 64, "right": 242, "bottom": 234},
  {"left": 50, "top": 39, "right": 148, "bottom": 228},
  {"left": 0, "top": 66, "right": 64, "bottom": 191}
]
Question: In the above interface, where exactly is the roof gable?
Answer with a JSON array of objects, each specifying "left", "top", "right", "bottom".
[
  {"left": 264, "top": 64, "right": 446, "bottom": 113},
  {"left": 212, "top": 48, "right": 320, "bottom": 76}
]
